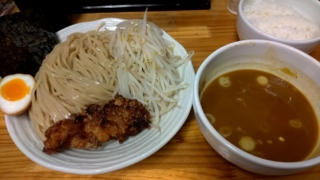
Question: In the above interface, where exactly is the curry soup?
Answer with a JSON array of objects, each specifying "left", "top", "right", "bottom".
[{"left": 200, "top": 69, "right": 319, "bottom": 162}]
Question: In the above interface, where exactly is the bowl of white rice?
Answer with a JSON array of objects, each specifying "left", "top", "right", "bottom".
[{"left": 236, "top": 0, "right": 320, "bottom": 53}]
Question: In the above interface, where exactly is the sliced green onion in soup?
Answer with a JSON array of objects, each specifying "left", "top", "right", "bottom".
[
  {"left": 289, "top": 119, "right": 302, "bottom": 128},
  {"left": 239, "top": 136, "right": 256, "bottom": 152},
  {"left": 256, "top": 76, "right": 268, "bottom": 86},
  {"left": 219, "top": 126, "right": 232, "bottom": 138},
  {"left": 205, "top": 113, "right": 216, "bottom": 124},
  {"left": 219, "top": 76, "right": 231, "bottom": 87}
]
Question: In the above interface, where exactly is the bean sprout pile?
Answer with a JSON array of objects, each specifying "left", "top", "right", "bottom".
[{"left": 29, "top": 10, "right": 194, "bottom": 138}]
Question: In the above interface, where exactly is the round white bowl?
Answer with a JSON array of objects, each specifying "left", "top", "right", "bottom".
[
  {"left": 193, "top": 39, "right": 320, "bottom": 176},
  {"left": 236, "top": 0, "right": 320, "bottom": 54}
]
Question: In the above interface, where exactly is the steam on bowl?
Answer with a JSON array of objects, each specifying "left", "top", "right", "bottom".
[{"left": 193, "top": 39, "right": 320, "bottom": 175}]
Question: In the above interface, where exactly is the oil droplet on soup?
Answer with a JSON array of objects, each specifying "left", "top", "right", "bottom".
[{"left": 200, "top": 69, "right": 318, "bottom": 162}]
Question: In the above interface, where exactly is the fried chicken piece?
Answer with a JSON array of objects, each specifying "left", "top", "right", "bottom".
[
  {"left": 43, "top": 95, "right": 151, "bottom": 154},
  {"left": 43, "top": 119, "right": 102, "bottom": 154}
]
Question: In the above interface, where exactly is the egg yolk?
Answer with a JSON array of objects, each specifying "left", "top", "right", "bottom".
[{"left": 0, "top": 78, "right": 29, "bottom": 101}]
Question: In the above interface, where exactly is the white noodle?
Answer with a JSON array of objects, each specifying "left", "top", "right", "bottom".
[{"left": 29, "top": 11, "right": 193, "bottom": 139}]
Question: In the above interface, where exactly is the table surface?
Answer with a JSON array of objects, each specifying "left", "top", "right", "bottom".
[{"left": 1, "top": 1, "right": 320, "bottom": 179}]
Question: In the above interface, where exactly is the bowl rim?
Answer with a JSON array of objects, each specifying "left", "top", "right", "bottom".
[
  {"left": 193, "top": 39, "right": 320, "bottom": 170},
  {"left": 237, "top": 0, "right": 320, "bottom": 44}
]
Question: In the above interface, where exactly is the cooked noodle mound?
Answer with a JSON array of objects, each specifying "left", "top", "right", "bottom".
[{"left": 29, "top": 14, "right": 193, "bottom": 140}]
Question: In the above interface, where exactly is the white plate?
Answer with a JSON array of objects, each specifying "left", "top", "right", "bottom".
[{"left": 5, "top": 18, "right": 195, "bottom": 175}]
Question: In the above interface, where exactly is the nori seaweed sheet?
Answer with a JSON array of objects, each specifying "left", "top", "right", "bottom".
[{"left": 0, "top": 8, "right": 60, "bottom": 78}]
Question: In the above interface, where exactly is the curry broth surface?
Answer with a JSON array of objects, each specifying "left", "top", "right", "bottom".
[{"left": 201, "top": 69, "right": 318, "bottom": 162}]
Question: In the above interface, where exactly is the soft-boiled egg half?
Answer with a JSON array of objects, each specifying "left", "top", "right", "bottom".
[{"left": 0, "top": 74, "right": 35, "bottom": 115}]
